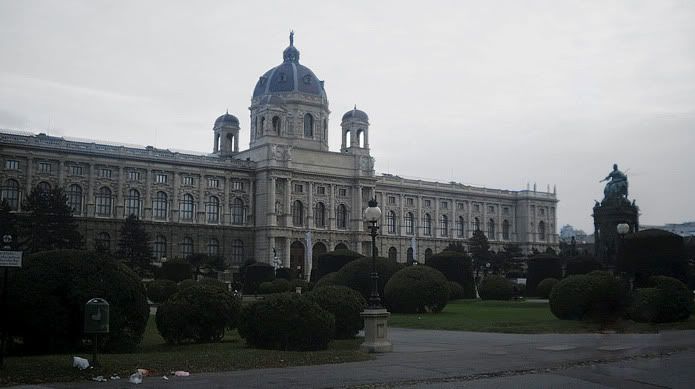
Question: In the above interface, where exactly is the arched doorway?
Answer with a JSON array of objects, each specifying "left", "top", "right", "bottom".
[
  {"left": 290, "top": 241, "right": 305, "bottom": 278},
  {"left": 335, "top": 242, "right": 348, "bottom": 251},
  {"left": 388, "top": 247, "right": 397, "bottom": 262},
  {"left": 312, "top": 242, "right": 328, "bottom": 268}
]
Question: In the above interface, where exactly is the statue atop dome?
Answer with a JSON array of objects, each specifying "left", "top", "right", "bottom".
[{"left": 289, "top": 30, "right": 294, "bottom": 46}]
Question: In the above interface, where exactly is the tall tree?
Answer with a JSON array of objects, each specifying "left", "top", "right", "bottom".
[
  {"left": 19, "top": 187, "right": 83, "bottom": 253},
  {"left": 468, "top": 229, "right": 490, "bottom": 279},
  {"left": 0, "top": 199, "right": 17, "bottom": 248},
  {"left": 117, "top": 214, "right": 152, "bottom": 275}
]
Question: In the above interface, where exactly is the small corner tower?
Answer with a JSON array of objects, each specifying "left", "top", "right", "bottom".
[
  {"left": 212, "top": 111, "right": 240, "bottom": 157},
  {"left": 341, "top": 106, "right": 370, "bottom": 154}
]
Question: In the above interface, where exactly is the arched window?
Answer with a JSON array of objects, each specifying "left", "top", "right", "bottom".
[
  {"left": 153, "top": 191, "right": 168, "bottom": 220},
  {"left": 315, "top": 202, "right": 326, "bottom": 228},
  {"left": 423, "top": 213, "right": 432, "bottom": 236},
  {"left": 336, "top": 204, "right": 347, "bottom": 229},
  {"left": 231, "top": 239, "right": 244, "bottom": 264},
  {"left": 474, "top": 217, "right": 480, "bottom": 231},
  {"left": 206, "top": 196, "right": 219, "bottom": 223},
  {"left": 407, "top": 247, "right": 414, "bottom": 261},
  {"left": 304, "top": 113, "right": 314, "bottom": 137},
  {"left": 37, "top": 181, "right": 51, "bottom": 193},
  {"left": 292, "top": 200, "right": 304, "bottom": 226},
  {"left": 387, "top": 211, "right": 396, "bottom": 234},
  {"left": 231, "top": 197, "right": 245, "bottom": 225},
  {"left": 503, "top": 220, "right": 510, "bottom": 240},
  {"left": 259, "top": 116, "right": 265, "bottom": 135},
  {"left": 425, "top": 248, "right": 433, "bottom": 261},
  {"left": 440, "top": 215, "right": 448, "bottom": 237},
  {"left": 67, "top": 184, "right": 82, "bottom": 215},
  {"left": 405, "top": 212, "right": 414, "bottom": 235},
  {"left": 96, "top": 187, "right": 112, "bottom": 217},
  {"left": 181, "top": 237, "right": 193, "bottom": 258},
  {"left": 95, "top": 232, "right": 110, "bottom": 252},
  {"left": 1, "top": 179, "right": 20, "bottom": 210},
  {"left": 207, "top": 238, "right": 219, "bottom": 257},
  {"left": 126, "top": 189, "right": 140, "bottom": 218},
  {"left": 323, "top": 119, "right": 327, "bottom": 138},
  {"left": 357, "top": 129, "right": 364, "bottom": 147},
  {"left": 538, "top": 221, "right": 546, "bottom": 241},
  {"left": 388, "top": 247, "right": 397, "bottom": 261},
  {"left": 181, "top": 193, "right": 194, "bottom": 221},
  {"left": 487, "top": 219, "right": 495, "bottom": 240},
  {"left": 272, "top": 116, "right": 281, "bottom": 133},
  {"left": 457, "top": 216, "right": 465, "bottom": 238},
  {"left": 335, "top": 243, "right": 348, "bottom": 251},
  {"left": 153, "top": 235, "right": 167, "bottom": 259}
]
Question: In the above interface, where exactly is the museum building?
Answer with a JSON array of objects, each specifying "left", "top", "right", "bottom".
[{"left": 0, "top": 35, "right": 558, "bottom": 278}]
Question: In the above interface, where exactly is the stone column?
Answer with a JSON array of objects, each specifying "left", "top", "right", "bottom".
[
  {"left": 307, "top": 182, "right": 314, "bottom": 228},
  {"left": 416, "top": 196, "right": 422, "bottom": 237},
  {"left": 284, "top": 237, "right": 291, "bottom": 268},
  {"left": 198, "top": 171, "right": 205, "bottom": 223},
  {"left": 285, "top": 179, "right": 292, "bottom": 227},
  {"left": 86, "top": 162, "right": 94, "bottom": 217},
  {"left": 328, "top": 184, "right": 335, "bottom": 230},
  {"left": 247, "top": 179, "right": 254, "bottom": 225},
  {"left": 223, "top": 174, "right": 231, "bottom": 225},
  {"left": 25, "top": 157, "right": 33, "bottom": 196},
  {"left": 171, "top": 170, "right": 179, "bottom": 221},
  {"left": 144, "top": 169, "right": 152, "bottom": 220},
  {"left": 434, "top": 198, "right": 440, "bottom": 238},
  {"left": 355, "top": 185, "right": 363, "bottom": 232},
  {"left": 399, "top": 194, "right": 405, "bottom": 236},
  {"left": 269, "top": 176, "right": 276, "bottom": 226},
  {"left": 57, "top": 160, "right": 64, "bottom": 186}
]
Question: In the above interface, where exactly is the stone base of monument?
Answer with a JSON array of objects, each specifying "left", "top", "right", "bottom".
[
  {"left": 592, "top": 197, "right": 639, "bottom": 264},
  {"left": 360, "top": 308, "right": 393, "bottom": 353}
]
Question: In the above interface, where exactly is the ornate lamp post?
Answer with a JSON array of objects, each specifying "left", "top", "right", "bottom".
[
  {"left": 616, "top": 223, "right": 631, "bottom": 288},
  {"left": 360, "top": 198, "right": 392, "bottom": 353},
  {"left": 363, "top": 198, "right": 383, "bottom": 308}
]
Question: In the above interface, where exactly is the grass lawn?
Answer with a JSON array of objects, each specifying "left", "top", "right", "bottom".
[
  {"left": 388, "top": 299, "right": 695, "bottom": 334},
  {"left": 0, "top": 316, "right": 372, "bottom": 387}
]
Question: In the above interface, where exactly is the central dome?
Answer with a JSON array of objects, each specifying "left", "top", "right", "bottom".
[{"left": 252, "top": 32, "right": 326, "bottom": 100}]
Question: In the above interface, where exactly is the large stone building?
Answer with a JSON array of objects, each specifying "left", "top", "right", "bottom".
[{"left": 0, "top": 34, "right": 558, "bottom": 277}]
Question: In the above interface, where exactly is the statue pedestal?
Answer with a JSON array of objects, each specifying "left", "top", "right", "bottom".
[
  {"left": 360, "top": 308, "right": 392, "bottom": 353},
  {"left": 592, "top": 198, "right": 639, "bottom": 265}
]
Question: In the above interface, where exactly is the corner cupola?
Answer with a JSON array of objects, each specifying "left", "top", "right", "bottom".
[
  {"left": 213, "top": 111, "right": 240, "bottom": 156},
  {"left": 341, "top": 105, "right": 369, "bottom": 154}
]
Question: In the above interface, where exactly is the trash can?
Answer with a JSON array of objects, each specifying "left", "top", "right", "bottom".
[{"left": 84, "top": 298, "right": 110, "bottom": 334}]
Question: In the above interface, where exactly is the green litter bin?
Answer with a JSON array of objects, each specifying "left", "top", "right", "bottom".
[{"left": 84, "top": 298, "right": 110, "bottom": 334}]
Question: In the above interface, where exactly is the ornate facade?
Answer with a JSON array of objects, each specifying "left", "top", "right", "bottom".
[{"left": 0, "top": 34, "right": 558, "bottom": 278}]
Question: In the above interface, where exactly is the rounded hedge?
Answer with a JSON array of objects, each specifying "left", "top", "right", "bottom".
[
  {"left": 549, "top": 275, "right": 593, "bottom": 320},
  {"left": 238, "top": 293, "right": 335, "bottom": 351},
  {"left": 289, "top": 279, "right": 311, "bottom": 293},
  {"left": 314, "top": 272, "right": 338, "bottom": 289},
  {"left": 425, "top": 251, "right": 476, "bottom": 299},
  {"left": 258, "top": 278, "right": 290, "bottom": 294},
  {"left": 178, "top": 279, "right": 197, "bottom": 291},
  {"left": 536, "top": 278, "right": 559, "bottom": 299},
  {"left": 243, "top": 263, "right": 275, "bottom": 294},
  {"left": 156, "top": 284, "right": 241, "bottom": 344},
  {"left": 6, "top": 250, "right": 149, "bottom": 353},
  {"left": 478, "top": 275, "right": 514, "bottom": 301},
  {"left": 549, "top": 272, "right": 629, "bottom": 321},
  {"left": 647, "top": 276, "right": 693, "bottom": 322},
  {"left": 333, "top": 256, "right": 403, "bottom": 300},
  {"left": 628, "top": 288, "right": 661, "bottom": 323},
  {"left": 197, "top": 277, "right": 229, "bottom": 291},
  {"left": 384, "top": 266, "right": 449, "bottom": 313},
  {"left": 147, "top": 279, "right": 178, "bottom": 304},
  {"left": 447, "top": 281, "right": 466, "bottom": 300},
  {"left": 306, "top": 286, "right": 366, "bottom": 339}
]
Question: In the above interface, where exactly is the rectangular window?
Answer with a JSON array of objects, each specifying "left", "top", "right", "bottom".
[
  {"left": 231, "top": 181, "right": 244, "bottom": 191},
  {"left": 207, "top": 178, "right": 219, "bottom": 188},
  {"left": 99, "top": 168, "right": 112, "bottom": 178},
  {"left": 316, "top": 186, "right": 325, "bottom": 195},
  {"left": 156, "top": 173, "right": 168, "bottom": 184},
  {"left": 474, "top": 204, "right": 480, "bottom": 212},
  {"left": 388, "top": 196, "right": 396, "bottom": 205},
  {"left": 488, "top": 205, "right": 495, "bottom": 214},
  {"left": 39, "top": 162, "right": 51, "bottom": 173},
  {"left": 406, "top": 198, "right": 414, "bottom": 206},
  {"left": 457, "top": 202, "right": 464, "bottom": 210},
  {"left": 183, "top": 176, "right": 194, "bottom": 186},
  {"left": 294, "top": 183, "right": 303, "bottom": 193},
  {"left": 339, "top": 188, "right": 347, "bottom": 197},
  {"left": 70, "top": 165, "right": 83, "bottom": 176},
  {"left": 127, "top": 170, "right": 140, "bottom": 181},
  {"left": 4, "top": 160, "right": 19, "bottom": 170},
  {"left": 441, "top": 201, "right": 448, "bottom": 209},
  {"left": 503, "top": 207, "right": 509, "bottom": 215},
  {"left": 424, "top": 199, "right": 431, "bottom": 207},
  {"left": 540, "top": 208, "right": 545, "bottom": 216}
]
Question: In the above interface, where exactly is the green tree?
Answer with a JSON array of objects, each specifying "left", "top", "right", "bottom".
[
  {"left": 0, "top": 199, "right": 17, "bottom": 248},
  {"left": 117, "top": 214, "right": 152, "bottom": 275},
  {"left": 19, "top": 186, "right": 83, "bottom": 253},
  {"left": 468, "top": 229, "right": 490, "bottom": 278}
]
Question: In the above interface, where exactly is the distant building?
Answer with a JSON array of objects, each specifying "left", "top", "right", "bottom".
[
  {"left": 559, "top": 224, "right": 590, "bottom": 243},
  {"left": 641, "top": 222, "right": 695, "bottom": 237}
]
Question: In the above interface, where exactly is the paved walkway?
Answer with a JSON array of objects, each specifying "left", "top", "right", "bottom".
[{"left": 11, "top": 328, "right": 695, "bottom": 388}]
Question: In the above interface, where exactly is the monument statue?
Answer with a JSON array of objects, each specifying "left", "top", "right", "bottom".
[{"left": 600, "top": 163, "right": 628, "bottom": 201}]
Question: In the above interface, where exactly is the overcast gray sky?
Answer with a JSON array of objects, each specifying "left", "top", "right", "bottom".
[{"left": 1, "top": 0, "right": 694, "bottom": 233}]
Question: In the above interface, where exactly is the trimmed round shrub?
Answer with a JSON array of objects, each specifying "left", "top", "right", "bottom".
[
  {"left": 314, "top": 272, "right": 338, "bottom": 289},
  {"left": 243, "top": 263, "right": 275, "bottom": 294},
  {"left": 315, "top": 249, "right": 363, "bottom": 281},
  {"left": 156, "top": 259, "right": 193, "bottom": 282},
  {"left": 426, "top": 251, "right": 476, "bottom": 298},
  {"left": 275, "top": 267, "right": 296, "bottom": 280},
  {"left": 198, "top": 277, "right": 229, "bottom": 292},
  {"left": 549, "top": 272, "right": 629, "bottom": 321},
  {"left": 258, "top": 278, "right": 290, "bottom": 294},
  {"left": 289, "top": 278, "right": 311, "bottom": 292},
  {"left": 238, "top": 293, "right": 335, "bottom": 351},
  {"left": 628, "top": 288, "right": 661, "bottom": 323},
  {"left": 620, "top": 229, "right": 688, "bottom": 287},
  {"left": 147, "top": 279, "right": 178, "bottom": 304},
  {"left": 333, "top": 256, "right": 403, "bottom": 300},
  {"left": 536, "top": 278, "right": 559, "bottom": 299},
  {"left": 6, "top": 250, "right": 149, "bottom": 353},
  {"left": 178, "top": 279, "right": 197, "bottom": 291},
  {"left": 526, "top": 255, "right": 562, "bottom": 296},
  {"left": 549, "top": 275, "right": 593, "bottom": 320},
  {"left": 384, "top": 266, "right": 449, "bottom": 313},
  {"left": 447, "top": 281, "right": 466, "bottom": 300},
  {"left": 156, "top": 284, "right": 241, "bottom": 344},
  {"left": 478, "top": 275, "right": 514, "bottom": 301},
  {"left": 648, "top": 276, "right": 694, "bottom": 322},
  {"left": 306, "top": 286, "right": 366, "bottom": 339},
  {"left": 565, "top": 256, "right": 603, "bottom": 276}
]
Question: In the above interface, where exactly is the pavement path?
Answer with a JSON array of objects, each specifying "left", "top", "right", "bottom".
[{"left": 10, "top": 328, "right": 695, "bottom": 388}]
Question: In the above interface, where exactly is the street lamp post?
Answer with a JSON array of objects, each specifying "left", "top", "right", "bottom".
[
  {"left": 360, "top": 198, "right": 392, "bottom": 353},
  {"left": 616, "top": 223, "right": 631, "bottom": 288}
]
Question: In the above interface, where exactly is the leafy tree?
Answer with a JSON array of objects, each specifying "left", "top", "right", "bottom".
[
  {"left": 19, "top": 186, "right": 83, "bottom": 253},
  {"left": 502, "top": 243, "right": 522, "bottom": 258},
  {"left": 117, "top": 214, "right": 152, "bottom": 275},
  {"left": 468, "top": 229, "right": 490, "bottom": 278},
  {"left": 443, "top": 241, "right": 467, "bottom": 254},
  {"left": 545, "top": 246, "right": 557, "bottom": 255},
  {"left": 188, "top": 253, "right": 225, "bottom": 279},
  {"left": 0, "top": 199, "right": 17, "bottom": 248}
]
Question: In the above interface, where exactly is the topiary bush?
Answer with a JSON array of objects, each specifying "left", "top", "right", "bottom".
[
  {"left": 146, "top": 279, "right": 178, "bottom": 304},
  {"left": 447, "top": 281, "right": 466, "bottom": 300},
  {"left": 333, "top": 256, "right": 403, "bottom": 300},
  {"left": 306, "top": 286, "right": 366, "bottom": 339},
  {"left": 619, "top": 229, "right": 689, "bottom": 287},
  {"left": 289, "top": 279, "right": 311, "bottom": 293},
  {"left": 647, "top": 276, "right": 694, "bottom": 322},
  {"left": 258, "top": 278, "right": 290, "bottom": 294},
  {"left": 565, "top": 256, "right": 603, "bottom": 276},
  {"left": 238, "top": 293, "right": 335, "bottom": 351},
  {"left": 178, "top": 279, "right": 197, "bottom": 291},
  {"left": 526, "top": 255, "right": 563, "bottom": 296},
  {"left": 197, "top": 277, "right": 229, "bottom": 292},
  {"left": 536, "top": 278, "right": 559, "bottom": 299},
  {"left": 478, "top": 275, "right": 514, "bottom": 301},
  {"left": 243, "top": 263, "right": 275, "bottom": 294},
  {"left": 425, "top": 251, "right": 476, "bottom": 298},
  {"left": 6, "top": 250, "right": 149, "bottom": 353},
  {"left": 156, "top": 259, "right": 193, "bottom": 283},
  {"left": 549, "top": 272, "right": 629, "bottom": 321},
  {"left": 275, "top": 267, "right": 296, "bottom": 280},
  {"left": 384, "top": 266, "right": 449, "bottom": 313},
  {"left": 549, "top": 275, "right": 593, "bottom": 320},
  {"left": 156, "top": 284, "right": 241, "bottom": 344},
  {"left": 314, "top": 272, "right": 338, "bottom": 289},
  {"left": 314, "top": 249, "right": 363, "bottom": 281},
  {"left": 628, "top": 288, "right": 661, "bottom": 323}
]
